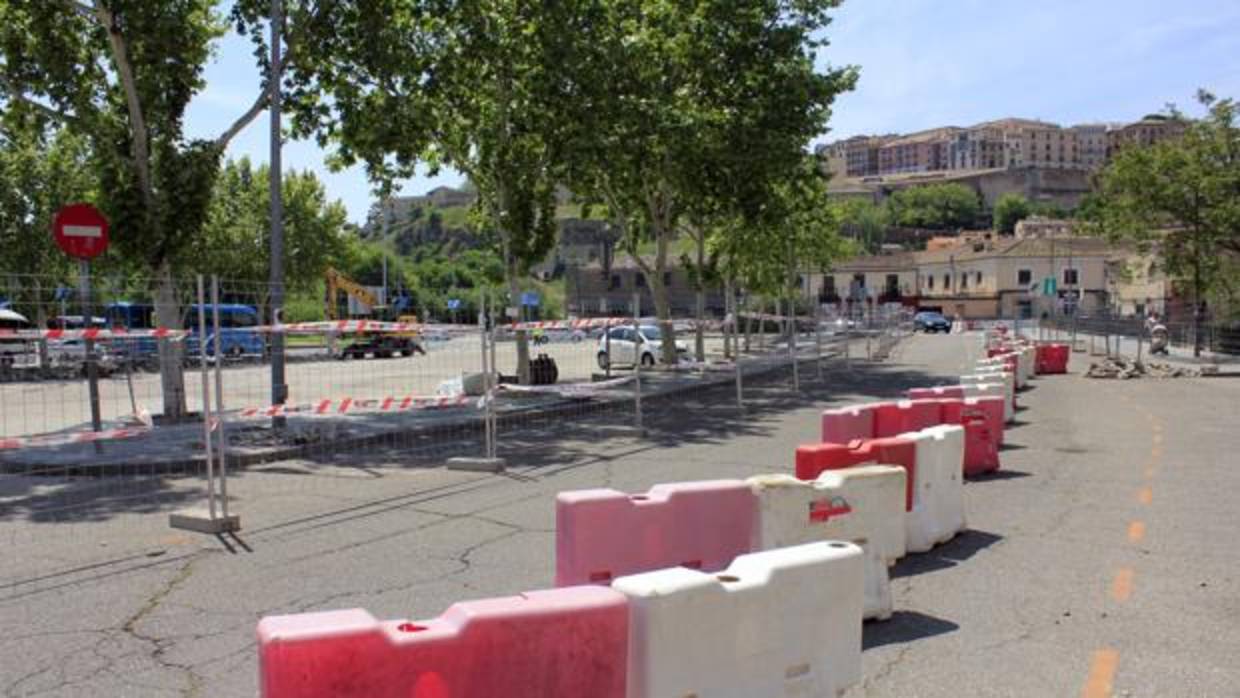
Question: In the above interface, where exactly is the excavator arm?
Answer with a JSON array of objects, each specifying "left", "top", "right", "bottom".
[{"left": 325, "top": 267, "right": 379, "bottom": 320}]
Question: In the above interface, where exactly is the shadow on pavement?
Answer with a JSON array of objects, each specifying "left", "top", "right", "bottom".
[
  {"left": 891, "top": 529, "right": 1004, "bottom": 579},
  {"left": 863, "top": 610, "right": 960, "bottom": 650},
  {"left": 968, "top": 469, "right": 1032, "bottom": 482}
]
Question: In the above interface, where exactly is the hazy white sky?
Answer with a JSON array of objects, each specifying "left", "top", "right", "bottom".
[{"left": 185, "top": 0, "right": 1240, "bottom": 223}]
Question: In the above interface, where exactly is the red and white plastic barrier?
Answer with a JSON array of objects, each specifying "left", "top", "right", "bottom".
[
  {"left": 961, "top": 372, "right": 1016, "bottom": 416},
  {"left": 1034, "top": 343, "right": 1070, "bottom": 374},
  {"left": 554, "top": 480, "right": 757, "bottom": 586},
  {"left": 748, "top": 467, "right": 907, "bottom": 620},
  {"left": 797, "top": 425, "right": 966, "bottom": 553},
  {"left": 613, "top": 542, "right": 863, "bottom": 698},
  {"left": 257, "top": 586, "right": 629, "bottom": 698},
  {"left": 822, "top": 397, "right": 1003, "bottom": 475}
]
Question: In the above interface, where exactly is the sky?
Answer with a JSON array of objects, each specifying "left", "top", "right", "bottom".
[{"left": 185, "top": 0, "right": 1240, "bottom": 224}]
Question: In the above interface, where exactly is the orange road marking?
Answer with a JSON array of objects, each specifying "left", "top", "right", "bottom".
[
  {"left": 1112, "top": 569, "right": 1134, "bottom": 601},
  {"left": 1143, "top": 465, "right": 1155, "bottom": 479},
  {"left": 1082, "top": 648, "right": 1120, "bottom": 698},
  {"left": 1137, "top": 486, "right": 1153, "bottom": 505},
  {"left": 1127, "top": 521, "right": 1145, "bottom": 543},
  {"left": 1150, "top": 445, "right": 1163, "bottom": 459}
]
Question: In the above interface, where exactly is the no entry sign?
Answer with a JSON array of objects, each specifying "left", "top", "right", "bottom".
[{"left": 52, "top": 203, "right": 110, "bottom": 260}]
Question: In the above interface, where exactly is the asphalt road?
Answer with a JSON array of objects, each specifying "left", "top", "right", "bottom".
[{"left": 1, "top": 332, "right": 1236, "bottom": 697}]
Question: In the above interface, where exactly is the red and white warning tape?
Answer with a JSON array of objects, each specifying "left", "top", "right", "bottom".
[
  {"left": 235, "top": 393, "right": 477, "bottom": 419},
  {"left": 0, "top": 327, "right": 189, "bottom": 341},
  {"left": 0, "top": 426, "right": 153, "bottom": 452},
  {"left": 496, "top": 374, "right": 637, "bottom": 397}
]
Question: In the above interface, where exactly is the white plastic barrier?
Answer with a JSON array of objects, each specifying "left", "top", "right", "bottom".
[
  {"left": 976, "top": 357, "right": 1028, "bottom": 389},
  {"left": 904, "top": 425, "right": 967, "bottom": 553},
  {"left": 614, "top": 542, "right": 864, "bottom": 698},
  {"left": 961, "top": 371, "right": 1015, "bottom": 417},
  {"left": 747, "top": 466, "right": 907, "bottom": 621},
  {"left": 961, "top": 382, "right": 1014, "bottom": 423}
]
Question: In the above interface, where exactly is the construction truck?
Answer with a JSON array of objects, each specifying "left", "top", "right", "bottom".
[{"left": 325, "top": 267, "right": 425, "bottom": 359}]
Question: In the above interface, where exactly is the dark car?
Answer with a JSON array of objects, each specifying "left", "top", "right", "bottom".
[{"left": 914, "top": 311, "right": 952, "bottom": 333}]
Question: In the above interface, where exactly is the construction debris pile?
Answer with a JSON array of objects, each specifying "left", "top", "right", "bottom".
[{"left": 1085, "top": 357, "right": 1202, "bottom": 379}]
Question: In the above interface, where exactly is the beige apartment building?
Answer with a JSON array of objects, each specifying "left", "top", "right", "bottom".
[
  {"left": 1107, "top": 115, "right": 1188, "bottom": 156},
  {"left": 812, "top": 234, "right": 1117, "bottom": 320},
  {"left": 877, "top": 128, "right": 959, "bottom": 175}
]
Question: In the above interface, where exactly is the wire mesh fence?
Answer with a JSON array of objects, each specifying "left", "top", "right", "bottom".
[{"left": 1, "top": 271, "right": 913, "bottom": 594}]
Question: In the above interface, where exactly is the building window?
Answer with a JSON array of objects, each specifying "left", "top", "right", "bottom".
[
  {"left": 1063, "top": 268, "right": 1079, "bottom": 285},
  {"left": 636, "top": 273, "right": 646, "bottom": 288},
  {"left": 943, "top": 273, "right": 950, "bottom": 289},
  {"left": 663, "top": 272, "right": 673, "bottom": 287},
  {"left": 610, "top": 274, "right": 622, "bottom": 290},
  {"left": 1018, "top": 269, "right": 1032, "bottom": 285},
  {"left": 927, "top": 275, "right": 935, "bottom": 290},
  {"left": 885, "top": 274, "right": 899, "bottom": 297},
  {"left": 960, "top": 273, "right": 969, "bottom": 290},
  {"left": 975, "top": 271, "right": 982, "bottom": 285},
  {"left": 824, "top": 276, "right": 836, "bottom": 295}
]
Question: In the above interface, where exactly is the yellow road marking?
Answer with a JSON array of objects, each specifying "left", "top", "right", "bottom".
[
  {"left": 1137, "top": 486, "right": 1153, "bottom": 505},
  {"left": 1082, "top": 648, "right": 1120, "bottom": 698},
  {"left": 1127, "top": 521, "right": 1145, "bottom": 543}
]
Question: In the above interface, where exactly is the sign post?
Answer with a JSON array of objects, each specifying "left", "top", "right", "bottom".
[{"left": 53, "top": 204, "right": 109, "bottom": 437}]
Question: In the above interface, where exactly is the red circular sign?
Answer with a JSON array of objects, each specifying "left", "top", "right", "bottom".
[{"left": 52, "top": 203, "right": 110, "bottom": 260}]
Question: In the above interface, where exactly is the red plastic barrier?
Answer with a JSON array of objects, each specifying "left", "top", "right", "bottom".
[
  {"left": 820, "top": 403, "right": 882, "bottom": 444},
  {"left": 935, "top": 399, "right": 1001, "bottom": 475},
  {"left": 873, "top": 400, "right": 942, "bottom": 438},
  {"left": 1036, "top": 344, "right": 1070, "bottom": 374},
  {"left": 258, "top": 586, "right": 629, "bottom": 698},
  {"left": 796, "top": 438, "right": 918, "bottom": 511},
  {"left": 555, "top": 480, "right": 757, "bottom": 586}
]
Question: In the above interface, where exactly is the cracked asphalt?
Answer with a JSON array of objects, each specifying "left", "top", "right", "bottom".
[{"left": 2, "top": 333, "right": 1237, "bottom": 697}]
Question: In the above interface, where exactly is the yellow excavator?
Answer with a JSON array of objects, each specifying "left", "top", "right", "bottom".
[{"left": 324, "top": 267, "right": 424, "bottom": 358}]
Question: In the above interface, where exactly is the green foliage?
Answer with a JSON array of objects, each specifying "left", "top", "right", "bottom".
[
  {"left": 0, "top": 1, "right": 243, "bottom": 270},
  {"left": 715, "top": 160, "right": 852, "bottom": 297},
  {"left": 886, "top": 183, "right": 981, "bottom": 230},
  {"left": 993, "top": 193, "right": 1032, "bottom": 234},
  {"left": 192, "top": 158, "right": 349, "bottom": 292},
  {"left": 0, "top": 122, "right": 95, "bottom": 281},
  {"left": 1082, "top": 90, "right": 1240, "bottom": 345},
  {"left": 834, "top": 198, "right": 890, "bottom": 253}
]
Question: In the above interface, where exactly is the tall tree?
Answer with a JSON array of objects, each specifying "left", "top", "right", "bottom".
[
  {"left": 245, "top": 0, "right": 583, "bottom": 383},
  {"left": 571, "top": 0, "right": 857, "bottom": 364},
  {"left": 886, "top": 183, "right": 981, "bottom": 230},
  {"left": 1, "top": 1, "right": 270, "bottom": 416},
  {"left": 193, "top": 158, "right": 349, "bottom": 301},
  {"left": 993, "top": 193, "right": 1032, "bottom": 235},
  {"left": 1083, "top": 90, "right": 1240, "bottom": 355}
]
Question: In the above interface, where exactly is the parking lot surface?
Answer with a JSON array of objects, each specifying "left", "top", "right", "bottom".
[{"left": 1, "top": 332, "right": 1236, "bottom": 696}]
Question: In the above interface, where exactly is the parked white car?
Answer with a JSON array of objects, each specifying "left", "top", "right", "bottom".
[{"left": 596, "top": 325, "right": 688, "bottom": 369}]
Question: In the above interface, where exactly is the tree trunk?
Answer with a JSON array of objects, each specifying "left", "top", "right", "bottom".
[
  {"left": 507, "top": 259, "right": 531, "bottom": 385},
  {"left": 1193, "top": 265, "right": 1204, "bottom": 358},
  {"left": 154, "top": 260, "right": 187, "bottom": 419},
  {"left": 694, "top": 234, "right": 706, "bottom": 362}
]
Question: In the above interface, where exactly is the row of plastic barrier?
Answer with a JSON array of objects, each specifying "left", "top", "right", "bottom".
[
  {"left": 259, "top": 541, "right": 865, "bottom": 698},
  {"left": 820, "top": 397, "right": 1003, "bottom": 476},
  {"left": 255, "top": 333, "right": 1069, "bottom": 697}
]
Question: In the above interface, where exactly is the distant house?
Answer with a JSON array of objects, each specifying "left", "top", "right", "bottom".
[
  {"left": 807, "top": 233, "right": 1119, "bottom": 320},
  {"left": 565, "top": 256, "right": 725, "bottom": 317}
]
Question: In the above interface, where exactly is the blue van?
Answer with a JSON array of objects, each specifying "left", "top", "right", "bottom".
[
  {"left": 104, "top": 302, "right": 161, "bottom": 362},
  {"left": 183, "top": 304, "right": 266, "bottom": 358}
]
